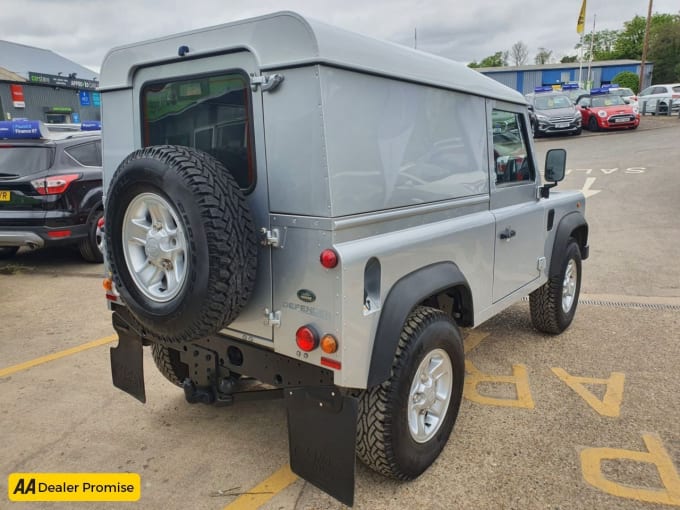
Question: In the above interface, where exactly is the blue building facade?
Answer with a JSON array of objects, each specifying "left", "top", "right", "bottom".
[{"left": 478, "top": 60, "right": 653, "bottom": 95}]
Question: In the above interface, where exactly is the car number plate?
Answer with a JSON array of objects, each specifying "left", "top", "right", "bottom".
[
  {"left": 614, "top": 118, "right": 628, "bottom": 123},
  {"left": 556, "top": 122, "right": 569, "bottom": 128},
  {"left": 0, "top": 190, "right": 10, "bottom": 201}
]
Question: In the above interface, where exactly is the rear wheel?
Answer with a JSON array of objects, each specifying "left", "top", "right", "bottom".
[
  {"left": 79, "top": 208, "right": 104, "bottom": 263},
  {"left": 0, "top": 247, "right": 19, "bottom": 259},
  {"left": 356, "top": 306, "right": 464, "bottom": 480}
]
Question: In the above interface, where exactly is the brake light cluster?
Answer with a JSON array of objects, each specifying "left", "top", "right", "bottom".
[
  {"left": 295, "top": 326, "right": 340, "bottom": 369},
  {"left": 31, "top": 174, "right": 80, "bottom": 195}
]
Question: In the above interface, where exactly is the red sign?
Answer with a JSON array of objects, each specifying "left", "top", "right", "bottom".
[{"left": 10, "top": 84, "right": 25, "bottom": 108}]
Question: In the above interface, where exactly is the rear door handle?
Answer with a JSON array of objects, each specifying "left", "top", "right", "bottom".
[{"left": 500, "top": 228, "right": 516, "bottom": 240}]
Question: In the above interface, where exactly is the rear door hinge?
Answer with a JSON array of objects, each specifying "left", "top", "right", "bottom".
[
  {"left": 537, "top": 256, "right": 547, "bottom": 272},
  {"left": 260, "top": 227, "right": 281, "bottom": 248},
  {"left": 250, "top": 73, "right": 284, "bottom": 92},
  {"left": 264, "top": 309, "right": 281, "bottom": 327}
]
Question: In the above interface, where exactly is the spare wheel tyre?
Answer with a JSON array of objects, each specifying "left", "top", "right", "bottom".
[{"left": 105, "top": 146, "right": 257, "bottom": 344}]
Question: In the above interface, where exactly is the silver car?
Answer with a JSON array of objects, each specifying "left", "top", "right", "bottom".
[
  {"left": 638, "top": 83, "right": 680, "bottom": 114},
  {"left": 525, "top": 90, "right": 582, "bottom": 137}
]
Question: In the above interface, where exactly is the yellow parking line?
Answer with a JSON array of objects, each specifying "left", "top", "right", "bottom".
[
  {"left": 0, "top": 334, "right": 117, "bottom": 378},
  {"left": 222, "top": 464, "right": 298, "bottom": 510}
]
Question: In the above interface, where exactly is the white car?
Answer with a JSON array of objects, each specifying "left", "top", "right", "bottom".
[
  {"left": 607, "top": 87, "right": 638, "bottom": 108},
  {"left": 638, "top": 83, "right": 680, "bottom": 115}
]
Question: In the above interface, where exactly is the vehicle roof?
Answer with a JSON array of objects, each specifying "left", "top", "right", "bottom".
[
  {"left": 0, "top": 132, "right": 100, "bottom": 145},
  {"left": 100, "top": 11, "right": 525, "bottom": 105}
]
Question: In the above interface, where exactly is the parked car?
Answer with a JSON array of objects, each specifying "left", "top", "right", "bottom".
[
  {"left": 607, "top": 87, "right": 638, "bottom": 108},
  {"left": 525, "top": 88, "right": 582, "bottom": 137},
  {"left": 576, "top": 90, "right": 640, "bottom": 131},
  {"left": 561, "top": 83, "right": 589, "bottom": 104},
  {"left": 0, "top": 119, "right": 103, "bottom": 261},
  {"left": 638, "top": 83, "right": 680, "bottom": 115}
]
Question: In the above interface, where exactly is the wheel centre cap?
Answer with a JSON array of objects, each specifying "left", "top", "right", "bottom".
[{"left": 146, "top": 237, "right": 162, "bottom": 259}]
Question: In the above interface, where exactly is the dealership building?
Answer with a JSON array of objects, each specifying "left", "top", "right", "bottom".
[
  {"left": 477, "top": 60, "right": 654, "bottom": 95},
  {"left": 0, "top": 40, "right": 100, "bottom": 124}
]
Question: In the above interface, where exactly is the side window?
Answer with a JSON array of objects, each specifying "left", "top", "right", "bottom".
[
  {"left": 577, "top": 97, "right": 590, "bottom": 107},
  {"left": 492, "top": 110, "right": 534, "bottom": 185},
  {"left": 141, "top": 73, "right": 254, "bottom": 190},
  {"left": 65, "top": 141, "right": 101, "bottom": 167}
]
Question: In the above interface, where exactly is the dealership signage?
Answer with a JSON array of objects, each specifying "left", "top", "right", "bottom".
[
  {"left": 10, "top": 84, "right": 25, "bottom": 108},
  {"left": 28, "top": 72, "right": 99, "bottom": 90}
]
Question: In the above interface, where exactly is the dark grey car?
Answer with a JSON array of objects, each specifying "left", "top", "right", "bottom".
[{"left": 525, "top": 91, "right": 582, "bottom": 137}]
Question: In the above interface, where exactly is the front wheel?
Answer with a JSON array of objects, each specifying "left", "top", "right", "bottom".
[
  {"left": 588, "top": 117, "right": 599, "bottom": 132},
  {"left": 356, "top": 306, "right": 464, "bottom": 480},
  {"left": 530, "top": 238, "right": 582, "bottom": 334}
]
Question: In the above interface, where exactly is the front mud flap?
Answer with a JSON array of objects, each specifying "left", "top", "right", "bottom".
[
  {"left": 285, "top": 387, "right": 358, "bottom": 507},
  {"left": 110, "top": 312, "right": 146, "bottom": 403}
]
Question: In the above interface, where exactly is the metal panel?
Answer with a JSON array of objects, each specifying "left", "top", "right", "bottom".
[
  {"left": 100, "top": 12, "right": 525, "bottom": 105},
  {"left": 541, "top": 70, "right": 562, "bottom": 86},
  {"left": 320, "top": 67, "right": 489, "bottom": 217},
  {"left": 484, "top": 72, "right": 517, "bottom": 90},
  {"left": 601, "top": 64, "right": 637, "bottom": 82},
  {"left": 522, "top": 71, "right": 543, "bottom": 95}
]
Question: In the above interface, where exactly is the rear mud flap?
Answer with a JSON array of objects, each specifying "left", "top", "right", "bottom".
[
  {"left": 285, "top": 387, "right": 358, "bottom": 507},
  {"left": 110, "top": 312, "right": 146, "bottom": 403}
]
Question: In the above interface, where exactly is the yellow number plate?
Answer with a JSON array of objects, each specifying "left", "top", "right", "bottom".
[{"left": 0, "top": 190, "right": 11, "bottom": 202}]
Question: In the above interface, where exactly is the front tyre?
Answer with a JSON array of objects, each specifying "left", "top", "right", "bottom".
[
  {"left": 356, "top": 306, "right": 464, "bottom": 480},
  {"left": 530, "top": 238, "right": 582, "bottom": 334}
]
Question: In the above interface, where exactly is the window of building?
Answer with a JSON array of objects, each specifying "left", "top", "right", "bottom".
[
  {"left": 141, "top": 73, "right": 254, "bottom": 190},
  {"left": 491, "top": 110, "right": 534, "bottom": 185}
]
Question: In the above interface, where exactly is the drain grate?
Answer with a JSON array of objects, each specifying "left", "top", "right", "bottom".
[{"left": 522, "top": 296, "right": 680, "bottom": 311}]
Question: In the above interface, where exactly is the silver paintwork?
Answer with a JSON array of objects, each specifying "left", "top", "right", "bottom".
[
  {"left": 408, "top": 348, "right": 453, "bottom": 443},
  {"left": 100, "top": 12, "right": 587, "bottom": 389},
  {"left": 122, "top": 192, "right": 188, "bottom": 303},
  {"left": 0, "top": 231, "right": 44, "bottom": 248}
]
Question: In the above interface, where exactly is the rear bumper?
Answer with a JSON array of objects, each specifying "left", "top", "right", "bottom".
[{"left": 0, "top": 224, "right": 88, "bottom": 248}]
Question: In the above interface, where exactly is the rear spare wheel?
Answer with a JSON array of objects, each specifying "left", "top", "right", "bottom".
[{"left": 105, "top": 146, "right": 257, "bottom": 344}]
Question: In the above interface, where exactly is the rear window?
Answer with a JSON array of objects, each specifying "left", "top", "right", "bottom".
[
  {"left": 65, "top": 141, "right": 102, "bottom": 167},
  {"left": 0, "top": 146, "right": 52, "bottom": 177},
  {"left": 141, "top": 73, "right": 254, "bottom": 190}
]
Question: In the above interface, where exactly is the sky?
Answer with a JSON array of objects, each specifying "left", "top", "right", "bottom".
[{"left": 2, "top": 0, "right": 679, "bottom": 75}]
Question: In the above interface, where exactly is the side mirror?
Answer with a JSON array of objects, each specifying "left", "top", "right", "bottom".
[
  {"left": 545, "top": 149, "right": 566, "bottom": 182},
  {"left": 527, "top": 105, "right": 534, "bottom": 111},
  {"left": 540, "top": 149, "right": 566, "bottom": 198}
]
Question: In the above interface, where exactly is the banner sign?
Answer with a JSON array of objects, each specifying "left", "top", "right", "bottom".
[
  {"left": 10, "top": 84, "right": 25, "bottom": 108},
  {"left": 79, "top": 91, "right": 91, "bottom": 106},
  {"left": 28, "top": 72, "right": 99, "bottom": 90}
]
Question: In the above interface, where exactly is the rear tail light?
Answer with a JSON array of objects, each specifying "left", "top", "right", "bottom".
[
  {"left": 296, "top": 326, "right": 319, "bottom": 352},
  {"left": 97, "top": 217, "right": 105, "bottom": 229},
  {"left": 320, "top": 249, "right": 338, "bottom": 269},
  {"left": 47, "top": 230, "right": 71, "bottom": 239},
  {"left": 31, "top": 173, "right": 81, "bottom": 195},
  {"left": 321, "top": 334, "right": 338, "bottom": 354}
]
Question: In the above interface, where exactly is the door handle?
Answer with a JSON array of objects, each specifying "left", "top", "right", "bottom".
[{"left": 500, "top": 228, "right": 516, "bottom": 240}]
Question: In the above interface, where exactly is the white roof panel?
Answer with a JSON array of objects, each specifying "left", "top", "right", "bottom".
[{"left": 100, "top": 11, "right": 524, "bottom": 104}]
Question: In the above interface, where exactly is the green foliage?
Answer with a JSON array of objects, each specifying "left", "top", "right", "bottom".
[
  {"left": 611, "top": 71, "right": 639, "bottom": 92},
  {"left": 561, "top": 55, "right": 578, "bottom": 63},
  {"left": 614, "top": 13, "right": 677, "bottom": 59},
  {"left": 535, "top": 48, "right": 553, "bottom": 65},
  {"left": 576, "top": 29, "right": 619, "bottom": 61},
  {"left": 648, "top": 19, "right": 680, "bottom": 83},
  {"left": 468, "top": 51, "right": 508, "bottom": 68}
]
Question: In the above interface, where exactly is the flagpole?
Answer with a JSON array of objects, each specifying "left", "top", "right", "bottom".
[
  {"left": 586, "top": 14, "right": 596, "bottom": 89},
  {"left": 578, "top": 32, "right": 585, "bottom": 86}
]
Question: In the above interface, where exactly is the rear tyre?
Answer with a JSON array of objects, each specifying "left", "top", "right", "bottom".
[
  {"left": 356, "top": 306, "right": 464, "bottom": 480},
  {"left": 151, "top": 344, "right": 189, "bottom": 387},
  {"left": 0, "top": 247, "right": 19, "bottom": 259},
  {"left": 79, "top": 208, "right": 104, "bottom": 263},
  {"left": 105, "top": 146, "right": 257, "bottom": 345},
  {"left": 530, "top": 238, "right": 582, "bottom": 334},
  {"left": 588, "top": 117, "right": 599, "bottom": 132}
]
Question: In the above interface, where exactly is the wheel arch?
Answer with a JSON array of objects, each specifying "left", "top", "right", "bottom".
[
  {"left": 550, "top": 211, "right": 588, "bottom": 279},
  {"left": 366, "top": 261, "right": 473, "bottom": 387}
]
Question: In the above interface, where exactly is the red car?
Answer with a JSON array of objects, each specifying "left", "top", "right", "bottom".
[{"left": 576, "top": 92, "right": 640, "bottom": 131}]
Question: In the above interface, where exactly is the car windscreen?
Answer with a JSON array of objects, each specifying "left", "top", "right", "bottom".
[
  {"left": 0, "top": 146, "right": 53, "bottom": 178},
  {"left": 591, "top": 95, "right": 626, "bottom": 107},
  {"left": 534, "top": 95, "right": 572, "bottom": 110},
  {"left": 609, "top": 88, "right": 634, "bottom": 97}
]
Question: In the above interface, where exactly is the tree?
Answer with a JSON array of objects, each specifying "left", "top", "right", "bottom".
[
  {"left": 614, "top": 13, "right": 677, "bottom": 59},
  {"left": 510, "top": 41, "right": 529, "bottom": 66},
  {"left": 560, "top": 55, "right": 578, "bottom": 63},
  {"left": 611, "top": 71, "right": 640, "bottom": 93},
  {"left": 575, "top": 29, "right": 619, "bottom": 61},
  {"left": 648, "top": 17, "right": 680, "bottom": 83},
  {"left": 535, "top": 48, "right": 553, "bottom": 65},
  {"left": 468, "top": 51, "right": 508, "bottom": 68}
]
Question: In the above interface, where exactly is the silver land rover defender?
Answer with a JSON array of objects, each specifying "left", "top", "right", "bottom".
[{"left": 100, "top": 12, "right": 588, "bottom": 506}]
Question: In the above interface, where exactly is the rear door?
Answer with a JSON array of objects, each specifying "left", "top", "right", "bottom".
[
  {"left": 488, "top": 101, "right": 545, "bottom": 302},
  {"left": 133, "top": 52, "right": 273, "bottom": 343}
]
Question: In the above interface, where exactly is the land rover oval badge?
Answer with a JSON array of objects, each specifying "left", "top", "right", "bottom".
[{"left": 297, "top": 289, "right": 316, "bottom": 303}]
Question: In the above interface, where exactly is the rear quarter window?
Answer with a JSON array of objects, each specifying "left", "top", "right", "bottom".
[{"left": 64, "top": 141, "right": 102, "bottom": 167}]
